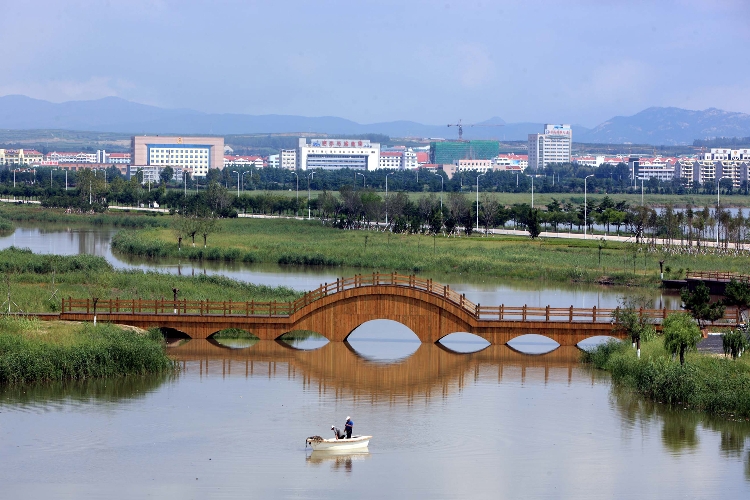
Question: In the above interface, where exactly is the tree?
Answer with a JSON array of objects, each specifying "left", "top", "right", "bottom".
[
  {"left": 199, "top": 215, "right": 219, "bottom": 248},
  {"left": 160, "top": 166, "right": 174, "bottom": 185},
  {"left": 524, "top": 208, "right": 542, "bottom": 239},
  {"left": 680, "top": 282, "right": 725, "bottom": 332},
  {"left": 722, "top": 329, "right": 749, "bottom": 359},
  {"left": 723, "top": 279, "right": 750, "bottom": 327},
  {"left": 663, "top": 312, "right": 702, "bottom": 365},
  {"left": 612, "top": 295, "right": 656, "bottom": 358}
]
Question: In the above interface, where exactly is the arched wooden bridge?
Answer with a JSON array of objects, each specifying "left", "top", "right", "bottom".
[{"left": 58, "top": 273, "right": 736, "bottom": 346}]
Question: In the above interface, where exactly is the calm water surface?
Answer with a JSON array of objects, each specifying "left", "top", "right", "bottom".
[
  {"left": 1, "top": 338, "right": 749, "bottom": 499},
  {"left": 2, "top": 222, "right": 744, "bottom": 498}
]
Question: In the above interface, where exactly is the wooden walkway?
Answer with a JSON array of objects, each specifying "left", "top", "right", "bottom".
[{"left": 57, "top": 273, "right": 740, "bottom": 346}]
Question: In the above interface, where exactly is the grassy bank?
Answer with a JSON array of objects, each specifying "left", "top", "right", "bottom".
[
  {"left": 0, "top": 248, "right": 302, "bottom": 312},
  {"left": 112, "top": 217, "right": 750, "bottom": 286},
  {"left": 583, "top": 338, "right": 750, "bottom": 417},
  {"left": 0, "top": 318, "right": 175, "bottom": 384}
]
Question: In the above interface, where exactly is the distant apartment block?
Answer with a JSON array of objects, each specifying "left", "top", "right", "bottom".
[
  {"left": 268, "top": 154, "right": 280, "bottom": 168},
  {"left": 0, "top": 149, "right": 44, "bottom": 166},
  {"left": 280, "top": 149, "right": 297, "bottom": 169},
  {"left": 528, "top": 124, "right": 572, "bottom": 169},
  {"left": 224, "top": 155, "right": 264, "bottom": 168},
  {"left": 297, "top": 138, "right": 380, "bottom": 171},
  {"left": 379, "top": 152, "right": 403, "bottom": 169},
  {"left": 131, "top": 136, "right": 224, "bottom": 178},
  {"left": 493, "top": 153, "right": 528, "bottom": 170}
]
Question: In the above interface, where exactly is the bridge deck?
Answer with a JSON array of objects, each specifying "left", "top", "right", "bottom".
[{"left": 53, "top": 273, "right": 739, "bottom": 345}]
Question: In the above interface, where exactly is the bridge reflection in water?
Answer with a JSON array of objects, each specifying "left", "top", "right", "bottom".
[{"left": 167, "top": 340, "right": 603, "bottom": 402}]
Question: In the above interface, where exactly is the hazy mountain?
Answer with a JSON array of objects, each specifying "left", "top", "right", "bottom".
[
  {"left": 1, "top": 95, "right": 749, "bottom": 144},
  {"left": 576, "top": 107, "right": 750, "bottom": 145}
]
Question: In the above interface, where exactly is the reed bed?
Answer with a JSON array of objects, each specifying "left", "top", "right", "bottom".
[
  {"left": 582, "top": 338, "right": 750, "bottom": 417},
  {"left": 0, "top": 318, "right": 175, "bottom": 384},
  {"left": 0, "top": 204, "right": 169, "bottom": 228},
  {"left": 0, "top": 249, "right": 301, "bottom": 312}
]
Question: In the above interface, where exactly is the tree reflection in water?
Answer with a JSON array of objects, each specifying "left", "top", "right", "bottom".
[{"left": 611, "top": 384, "right": 750, "bottom": 480}]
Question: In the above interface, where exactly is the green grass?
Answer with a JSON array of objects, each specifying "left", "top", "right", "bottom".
[
  {"left": 252, "top": 189, "right": 750, "bottom": 209},
  {"left": 111, "top": 217, "right": 750, "bottom": 287},
  {"left": 582, "top": 337, "right": 750, "bottom": 417},
  {"left": 0, "top": 318, "right": 175, "bottom": 384},
  {"left": 0, "top": 248, "right": 301, "bottom": 313}
]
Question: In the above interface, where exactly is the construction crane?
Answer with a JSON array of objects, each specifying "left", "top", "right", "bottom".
[{"left": 447, "top": 119, "right": 504, "bottom": 141}]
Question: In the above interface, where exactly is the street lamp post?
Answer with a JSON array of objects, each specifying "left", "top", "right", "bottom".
[
  {"left": 183, "top": 171, "right": 187, "bottom": 197},
  {"left": 584, "top": 174, "right": 594, "bottom": 239},
  {"left": 531, "top": 174, "right": 534, "bottom": 209},
  {"left": 717, "top": 176, "right": 721, "bottom": 246},
  {"left": 476, "top": 172, "right": 486, "bottom": 232},
  {"left": 64, "top": 169, "right": 68, "bottom": 191},
  {"left": 232, "top": 170, "right": 240, "bottom": 197},
  {"left": 432, "top": 171, "right": 444, "bottom": 213},
  {"left": 385, "top": 172, "right": 393, "bottom": 226},
  {"left": 13, "top": 168, "right": 17, "bottom": 188},
  {"left": 641, "top": 177, "right": 644, "bottom": 206},
  {"left": 292, "top": 171, "right": 299, "bottom": 216},
  {"left": 241, "top": 171, "right": 249, "bottom": 193},
  {"left": 356, "top": 172, "right": 365, "bottom": 187},
  {"left": 307, "top": 171, "right": 315, "bottom": 219}
]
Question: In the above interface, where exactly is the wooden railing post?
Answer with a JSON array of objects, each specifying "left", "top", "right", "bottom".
[
  {"left": 545, "top": 305, "right": 550, "bottom": 322},
  {"left": 663, "top": 307, "right": 667, "bottom": 319},
  {"left": 522, "top": 305, "right": 527, "bottom": 321},
  {"left": 592, "top": 306, "right": 597, "bottom": 322},
  {"left": 475, "top": 303, "right": 480, "bottom": 318},
  {"left": 569, "top": 306, "right": 573, "bottom": 322},
  {"left": 86, "top": 298, "right": 90, "bottom": 314},
  {"left": 499, "top": 304, "right": 504, "bottom": 320}
]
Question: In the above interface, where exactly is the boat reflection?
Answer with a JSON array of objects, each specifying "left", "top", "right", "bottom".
[{"left": 306, "top": 450, "right": 370, "bottom": 473}]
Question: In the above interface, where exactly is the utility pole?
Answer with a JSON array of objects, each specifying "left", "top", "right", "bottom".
[
  {"left": 307, "top": 171, "right": 315, "bottom": 219},
  {"left": 476, "top": 172, "right": 486, "bottom": 232}
]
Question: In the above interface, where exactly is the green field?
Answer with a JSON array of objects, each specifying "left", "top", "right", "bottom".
[{"left": 111, "top": 217, "right": 750, "bottom": 287}]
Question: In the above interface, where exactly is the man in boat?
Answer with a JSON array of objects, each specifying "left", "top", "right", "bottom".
[
  {"left": 331, "top": 425, "right": 346, "bottom": 440},
  {"left": 344, "top": 416, "right": 353, "bottom": 439}
]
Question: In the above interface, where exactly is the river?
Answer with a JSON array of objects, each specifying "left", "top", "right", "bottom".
[{"left": 0, "top": 223, "right": 748, "bottom": 498}]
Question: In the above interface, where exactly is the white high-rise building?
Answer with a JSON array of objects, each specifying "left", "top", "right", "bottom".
[
  {"left": 280, "top": 149, "right": 297, "bottom": 169},
  {"left": 297, "top": 138, "right": 380, "bottom": 171},
  {"left": 528, "top": 124, "right": 572, "bottom": 169}
]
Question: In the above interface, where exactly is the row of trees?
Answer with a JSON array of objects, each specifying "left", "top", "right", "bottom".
[
  {"left": 615, "top": 279, "right": 750, "bottom": 365},
  {"left": 5, "top": 164, "right": 750, "bottom": 198}
]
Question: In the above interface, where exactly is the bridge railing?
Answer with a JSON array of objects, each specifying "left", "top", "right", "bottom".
[
  {"left": 60, "top": 272, "right": 741, "bottom": 326},
  {"left": 686, "top": 271, "right": 750, "bottom": 283}
]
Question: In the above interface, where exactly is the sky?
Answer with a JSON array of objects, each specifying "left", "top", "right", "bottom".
[{"left": 1, "top": 0, "right": 749, "bottom": 127}]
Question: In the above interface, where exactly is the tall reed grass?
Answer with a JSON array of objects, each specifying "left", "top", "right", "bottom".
[
  {"left": 582, "top": 338, "right": 750, "bottom": 417},
  {"left": 0, "top": 319, "right": 175, "bottom": 384}
]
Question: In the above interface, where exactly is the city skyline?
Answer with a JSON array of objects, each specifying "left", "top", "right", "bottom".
[{"left": 1, "top": 1, "right": 749, "bottom": 128}]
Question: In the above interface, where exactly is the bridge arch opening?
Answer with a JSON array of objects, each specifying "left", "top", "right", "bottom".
[
  {"left": 437, "top": 332, "right": 490, "bottom": 354},
  {"left": 577, "top": 335, "right": 622, "bottom": 351},
  {"left": 277, "top": 330, "right": 329, "bottom": 350},
  {"left": 208, "top": 328, "right": 259, "bottom": 349},
  {"left": 506, "top": 334, "right": 560, "bottom": 355},
  {"left": 345, "top": 320, "right": 420, "bottom": 362},
  {"left": 157, "top": 327, "right": 191, "bottom": 341}
]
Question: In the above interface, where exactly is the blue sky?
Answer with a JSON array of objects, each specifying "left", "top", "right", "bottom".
[{"left": 1, "top": 0, "right": 749, "bottom": 126}]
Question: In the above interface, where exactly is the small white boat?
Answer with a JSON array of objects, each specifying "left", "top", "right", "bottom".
[{"left": 306, "top": 435, "right": 372, "bottom": 451}]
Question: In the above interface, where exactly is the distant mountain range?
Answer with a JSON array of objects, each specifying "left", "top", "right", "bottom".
[{"left": 1, "top": 95, "right": 750, "bottom": 145}]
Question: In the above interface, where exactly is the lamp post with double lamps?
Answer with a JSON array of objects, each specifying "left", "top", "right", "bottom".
[
  {"left": 584, "top": 174, "right": 594, "bottom": 239},
  {"left": 356, "top": 172, "right": 365, "bottom": 188},
  {"left": 385, "top": 172, "right": 394, "bottom": 226},
  {"left": 433, "top": 170, "right": 444, "bottom": 213},
  {"left": 476, "top": 172, "right": 486, "bottom": 232},
  {"left": 307, "top": 171, "right": 315, "bottom": 219},
  {"left": 232, "top": 170, "right": 240, "bottom": 197}
]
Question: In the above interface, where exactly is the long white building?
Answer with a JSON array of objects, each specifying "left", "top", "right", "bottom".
[
  {"left": 528, "top": 124, "right": 572, "bottom": 169},
  {"left": 297, "top": 138, "right": 380, "bottom": 171}
]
